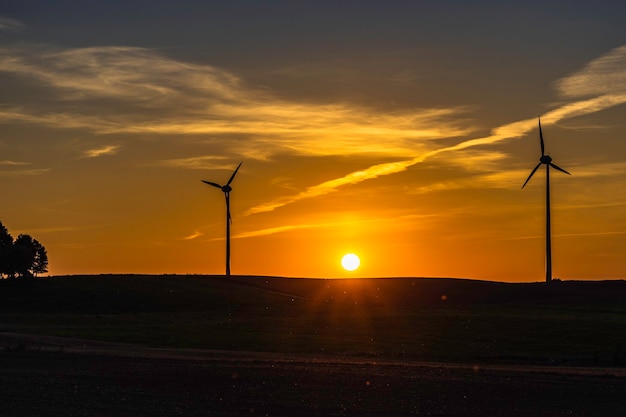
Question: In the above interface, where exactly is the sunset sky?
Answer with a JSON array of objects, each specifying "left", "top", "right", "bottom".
[{"left": 1, "top": 1, "right": 625, "bottom": 281}]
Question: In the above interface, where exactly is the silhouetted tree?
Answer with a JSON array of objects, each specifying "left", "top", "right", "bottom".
[
  {"left": 13, "top": 235, "right": 36, "bottom": 278},
  {"left": 0, "top": 221, "right": 13, "bottom": 278},
  {"left": 0, "top": 222, "right": 12, "bottom": 246},
  {"left": 0, "top": 221, "right": 48, "bottom": 278},
  {"left": 31, "top": 238, "right": 48, "bottom": 276}
]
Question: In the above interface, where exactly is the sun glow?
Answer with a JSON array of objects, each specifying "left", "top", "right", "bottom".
[{"left": 341, "top": 253, "right": 360, "bottom": 271}]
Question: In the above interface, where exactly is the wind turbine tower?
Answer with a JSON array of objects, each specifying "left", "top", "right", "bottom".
[
  {"left": 522, "top": 118, "right": 570, "bottom": 283},
  {"left": 202, "top": 162, "right": 242, "bottom": 277}
]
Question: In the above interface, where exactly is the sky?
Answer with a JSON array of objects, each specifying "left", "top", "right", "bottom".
[{"left": 1, "top": 1, "right": 625, "bottom": 281}]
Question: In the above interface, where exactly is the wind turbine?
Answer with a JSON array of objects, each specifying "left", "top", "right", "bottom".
[
  {"left": 202, "top": 162, "right": 242, "bottom": 277},
  {"left": 522, "top": 117, "right": 570, "bottom": 283}
]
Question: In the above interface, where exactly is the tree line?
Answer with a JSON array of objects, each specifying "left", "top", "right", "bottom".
[{"left": 0, "top": 221, "right": 48, "bottom": 278}]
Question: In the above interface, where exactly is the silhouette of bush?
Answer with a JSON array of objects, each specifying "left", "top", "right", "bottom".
[{"left": 0, "top": 221, "right": 48, "bottom": 278}]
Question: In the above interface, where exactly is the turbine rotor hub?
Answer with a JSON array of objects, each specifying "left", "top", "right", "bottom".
[
  {"left": 540, "top": 155, "right": 552, "bottom": 164},
  {"left": 222, "top": 185, "right": 232, "bottom": 192}
]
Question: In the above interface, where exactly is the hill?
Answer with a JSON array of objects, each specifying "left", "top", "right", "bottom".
[
  {"left": 1, "top": 275, "right": 626, "bottom": 366},
  {"left": 3, "top": 274, "right": 626, "bottom": 312}
]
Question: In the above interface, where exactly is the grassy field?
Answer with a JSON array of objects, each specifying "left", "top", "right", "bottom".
[{"left": 1, "top": 275, "right": 626, "bottom": 366}]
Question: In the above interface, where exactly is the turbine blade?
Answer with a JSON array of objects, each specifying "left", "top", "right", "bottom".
[
  {"left": 202, "top": 180, "right": 223, "bottom": 189},
  {"left": 226, "top": 162, "right": 243, "bottom": 186},
  {"left": 550, "top": 162, "right": 571, "bottom": 175},
  {"left": 538, "top": 117, "right": 545, "bottom": 156},
  {"left": 522, "top": 162, "right": 542, "bottom": 189}
]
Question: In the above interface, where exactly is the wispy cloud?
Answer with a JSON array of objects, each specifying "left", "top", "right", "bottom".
[
  {"left": 233, "top": 224, "right": 320, "bottom": 239},
  {"left": 151, "top": 155, "right": 232, "bottom": 170},
  {"left": 434, "top": 150, "right": 511, "bottom": 171},
  {"left": 0, "top": 168, "right": 50, "bottom": 176},
  {"left": 0, "top": 17, "right": 24, "bottom": 32},
  {"left": 0, "top": 160, "right": 49, "bottom": 176},
  {"left": 83, "top": 145, "right": 121, "bottom": 158},
  {"left": 181, "top": 230, "right": 204, "bottom": 240},
  {"left": 556, "top": 45, "right": 626, "bottom": 98},
  {"left": 408, "top": 170, "right": 525, "bottom": 195},
  {"left": 246, "top": 158, "right": 423, "bottom": 215},
  {"left": 246, "top": 45, "right": 626, "bottom": 214},
  {"left": 232, "top": 212, "right": 438, "bottom": 240},
  {"left": 571, "top": 161, "right": 626, "bottom": 178},
  {"left": 410, "top": 156, "right": 626, "bottom": 195},
  {"left": 246, "top": 118, "right": 540, "bottom": 215},
  {"left": 0, "top": 109, "right": 123, "bottom": 131},
  {"left": 509, "top": 230, "right": 626, "bottom": 242},
  {"left": 0, "top": 160, "right": 30, "bottom": 166},
  {"left": 0, "top": 44, "right": 471, "bottom": 159},
  {"left": 2, "top": 42, "right": 625, "bottom": 215},
  {"left": 409, "top": 161, "right": 626, "bottom": 196}
]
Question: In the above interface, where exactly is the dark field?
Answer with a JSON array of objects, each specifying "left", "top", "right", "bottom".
[
  {"left": 1, "top": 275, "right": 625, "bottom": 416},
  {"left": 2, "top": 348, "right": 625, "bottom": 417}
]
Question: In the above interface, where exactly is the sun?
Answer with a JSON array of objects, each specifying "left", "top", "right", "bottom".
[{"left": 341, "top": 253, "right": 360, "bottom": 271}]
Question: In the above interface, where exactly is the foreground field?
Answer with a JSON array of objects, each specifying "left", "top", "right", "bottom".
[
  {"left": 1, "top": 345, "right": 625, "bottom": 417},
  {"left": 1, "top": 275, "right": 625, "bottom": 416}
]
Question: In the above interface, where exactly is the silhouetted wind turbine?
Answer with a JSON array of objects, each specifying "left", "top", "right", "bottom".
[
  {"left": 522, "top": 117, "right": 570, "bottom": 283},
  {"left": 202, "top": 162, "right": 242, "bottom": 277}
]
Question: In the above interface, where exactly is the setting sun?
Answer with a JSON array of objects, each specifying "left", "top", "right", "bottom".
[{"left": 341, "top": 253, "right": 360, "bottom": 271}]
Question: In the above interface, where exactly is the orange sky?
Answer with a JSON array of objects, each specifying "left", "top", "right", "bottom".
[{"left": 1, "top": 3, "right": 625, "bottom": 281}]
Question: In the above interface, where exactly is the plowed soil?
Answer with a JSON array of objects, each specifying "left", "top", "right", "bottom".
[{"left": 2, "top": 333, "right": 624, "bottom": 417}]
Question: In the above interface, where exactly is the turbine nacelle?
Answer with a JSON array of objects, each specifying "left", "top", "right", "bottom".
[
  {"left": 540, "top": 155, "right": 552, "bottom": 164},
  {"left": 222, "top": 184, "right": 232, "bottom": 193}
]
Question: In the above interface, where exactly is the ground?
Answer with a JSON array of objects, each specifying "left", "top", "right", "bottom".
[{"left": 1, "top": 333, "right": 625, "bottom": 417}]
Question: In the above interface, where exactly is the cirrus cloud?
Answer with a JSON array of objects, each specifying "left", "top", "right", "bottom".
[
  {"left": 83, "top": 145, "right": 121, "bottom": 158},
  {"left": 0, "top": 44, "right": 472, "bottom": 160},
  {"left": 245, "top": 45, "right": 626, "bottom": 214}
]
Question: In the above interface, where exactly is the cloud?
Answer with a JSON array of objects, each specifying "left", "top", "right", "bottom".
[
  {"left": 246, "top": 117, "right": 539, "bottom": 215},
  {"left": 0, "top": 160, "right": 30, "bottom": 166},
  {"left": 233, "top": 212, "right": 439, "bottom": 240},
  {"left": 408, "top": 170, "right": 525, "bottom": 195},
  {"left": 233, "top": 224, "right": 319, "bottom": 239},
  {"left": 0, "top": 160, "right": 49, "bottom": 176},
  {"left": 0, "top": 168, "right": 50, "bottom": 176},
  {"left": 410, "top": 156, "right": 626, "bottom": 196},
  {"left": 0, "top": 17, "right": 24, "bottom": 32},
  {"left": 246, "top": 45, "right": 626, "bottom": 214},
  {"left": 556, "top": 230, "right": 626, "bottom": 238},
  {"left": 83, "top": 145, "right": 121, "bottom": 158},
  {"left": 556, "top": 45, "right": 626, "bottom": 98},
  {"left": 0, "top": 45, "right": 241, "bottom": 103},
  {"left": 151, "top": 155, "right": 232, "bottom": 170},
  {"left": 0, "top": 109, "right": 123, "bottom": 132},
  {"left": 513, "top": 230, "right": 626, "bottom": 241},
  {"left": 181, "top": 230, "right": 204, "bottom": 240},
  {"left": 541, "top": 94, "right": 626, "bottom": 124},
  {"left": 2, "top": 42, "right": 625, "bottom": 213},
  {"left": 0, "top": 44, "right": 470, "bottom": 159},
  {"left": 246, "top": 158, "right": 422, "bottom": 215},
  {"left": 566, "top": 161, "right": 626, "bottom": 178}
]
